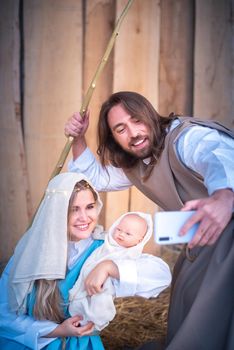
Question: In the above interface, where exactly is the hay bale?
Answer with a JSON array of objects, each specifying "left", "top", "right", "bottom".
[{"left": 101, "top": 289, "right": 170, "bottom": 350}]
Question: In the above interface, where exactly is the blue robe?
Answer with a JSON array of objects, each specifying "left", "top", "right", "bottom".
[{"left": 0, "top": 239, "right": 105, "bottom": 350}]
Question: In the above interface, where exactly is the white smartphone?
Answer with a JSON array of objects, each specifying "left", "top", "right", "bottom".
[{"left": 154, "top": 210, "right": 198, "bottom": 245}]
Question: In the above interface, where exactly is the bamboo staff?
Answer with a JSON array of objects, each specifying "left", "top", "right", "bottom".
[
  {"left": 28, "top": 0, "right": 134, "bottom": 227},
  {"left": 50, "top": 0, "right": 134, "bottom": 180}
]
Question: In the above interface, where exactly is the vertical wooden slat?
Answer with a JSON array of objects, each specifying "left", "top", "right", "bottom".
[
  {"left": 105, "top": 0, "right": 160, "bottom": 255},
  {"left": 157, "top": 0, "right": 194, "bottom": 254},
  {"left": 159, "top": 0, "right": 194, "bottom": 116},
  {"left": 24, "top": 0, "right": 83, "bottom": 214},
  {"left": 0, "top": 0, "right": 31, "bottom": 268},
  {"left": 101, "top": 0, "right": 129, "bottom": 229},
  {"left": 83, "top": 0, "right": 115, "bottom": 227},
  {"left": 194, "top": 0, "right": 234, "bottom": 128},
  {"left": 114, "top": 0, "right": 160, "bottom": 104}
]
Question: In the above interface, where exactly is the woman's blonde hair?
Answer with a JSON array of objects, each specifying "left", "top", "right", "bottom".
[
  {"left": 33, "top": 179, "right": 97, "bottom": 322},
  {"left": 33, "top": 280, "right": 64, "bottom": 323}
]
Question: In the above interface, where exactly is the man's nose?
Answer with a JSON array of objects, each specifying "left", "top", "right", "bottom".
[{"left": 128, "top": 124, "right": 139, "bottom": 138}]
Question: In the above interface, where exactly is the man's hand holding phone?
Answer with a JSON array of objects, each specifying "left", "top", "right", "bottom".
[{"left": 154, "top": 211, "right": 198, "bottom": 245}]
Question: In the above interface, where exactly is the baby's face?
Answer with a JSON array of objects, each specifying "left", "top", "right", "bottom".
[{"left": 113, "top": 214, "right": 147, "bottom": 248}]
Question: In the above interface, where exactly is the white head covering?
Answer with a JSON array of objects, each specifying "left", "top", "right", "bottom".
[{"left": 8, "top": 172, "right": 103, "bottom": 313}]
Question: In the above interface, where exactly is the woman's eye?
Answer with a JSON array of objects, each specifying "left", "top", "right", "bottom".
[
  {"left": 87, "top": 204, "right": 95, "bottom": 210},
  {"left": 71, "top": 207, "right": 78, "bottom": 213}
]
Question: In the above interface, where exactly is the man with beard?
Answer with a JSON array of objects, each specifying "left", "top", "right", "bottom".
[{"left": 65, "top": 91, "right": 234, "bottom": 350}]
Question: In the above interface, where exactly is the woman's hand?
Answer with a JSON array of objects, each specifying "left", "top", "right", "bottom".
[
  {"left": 46, "top": 315, "right": 94, "bottom": 338},
  {"left": 180, "top": 188, "right": 234, "bottom": 248},
  {"left": 84, "top": 260, "right": 119, "bottom": 296}
]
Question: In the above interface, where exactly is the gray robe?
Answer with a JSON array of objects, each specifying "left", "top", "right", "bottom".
[{"left": 124, "top": 117, "right": 234, "bottom": 350}]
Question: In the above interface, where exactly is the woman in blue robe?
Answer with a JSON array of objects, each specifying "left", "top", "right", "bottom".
[{"left": 0, "top": 172, "right": 171, "bottom": 349}]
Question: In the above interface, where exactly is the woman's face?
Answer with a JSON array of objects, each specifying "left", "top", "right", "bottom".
[{"left": 68, "top": 189, "right": 99, "bottom": 241}]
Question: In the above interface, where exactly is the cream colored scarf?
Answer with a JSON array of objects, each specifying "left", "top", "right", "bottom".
[{"left": 8, "top": 172, "right": 103, "bottom": 314}]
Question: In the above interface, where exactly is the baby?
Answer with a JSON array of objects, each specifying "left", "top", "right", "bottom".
[
  {"left": 69, "top": 212, "right": 158, "bottom": 331},
  {"left": 112, "top": 212, "right": 147, "bottom": 248}
]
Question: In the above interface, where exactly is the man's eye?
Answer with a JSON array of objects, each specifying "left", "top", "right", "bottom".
[{"left": 116, "top": 128, "right": 125, "bottom": 134}]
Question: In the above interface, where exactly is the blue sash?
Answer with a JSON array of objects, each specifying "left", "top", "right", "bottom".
[{"left": 28, "top": 239, "right": 105, "bottom": 350}]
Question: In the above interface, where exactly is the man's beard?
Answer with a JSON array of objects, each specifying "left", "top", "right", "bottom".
[
  {"left": 127, "top": 147, "right": 153, "bottom": 159},
  {"left": 125, "top": 136, "right": 153, "bottom": 159}
]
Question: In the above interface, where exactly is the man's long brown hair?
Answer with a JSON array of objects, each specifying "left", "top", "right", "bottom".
[{"left": 97, "top": 91, "right": 176, "bottom": 169}]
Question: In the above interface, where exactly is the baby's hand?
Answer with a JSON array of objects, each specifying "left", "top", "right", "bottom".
[
  {"left": 85, "top": 260, "right": 119, "bottom": 295},
  {"left": 84, "top": 263, "right": 108, "bottom": 296}
]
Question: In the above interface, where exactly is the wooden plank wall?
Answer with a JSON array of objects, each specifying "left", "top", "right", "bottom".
[
  {"left": 0, "top": 0, "right": 233, "bottom": 267},
  {"left": 0, "top": 0, "right": 31, "bottom": 269}
]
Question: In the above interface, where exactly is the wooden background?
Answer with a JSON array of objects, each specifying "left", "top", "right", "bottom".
[{"left": 0, "top": 0, "right": 233, "bottom": 270}]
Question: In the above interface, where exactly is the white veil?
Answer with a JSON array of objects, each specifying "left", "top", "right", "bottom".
[{"left": 8, "top": 172, "right": 103, "bottom": 313}]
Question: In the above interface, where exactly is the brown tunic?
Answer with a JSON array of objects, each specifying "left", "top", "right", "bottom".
[
  {"left": 124, "top": 117, "right": 234, "bottom": 210},
  {"left": 124, "top": 117, "right": 234, "bottom": 350}
]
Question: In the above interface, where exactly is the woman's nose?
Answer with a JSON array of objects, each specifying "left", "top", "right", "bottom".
[{"left": 79, "top": 210, "right": 88, "bottom": 221}]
